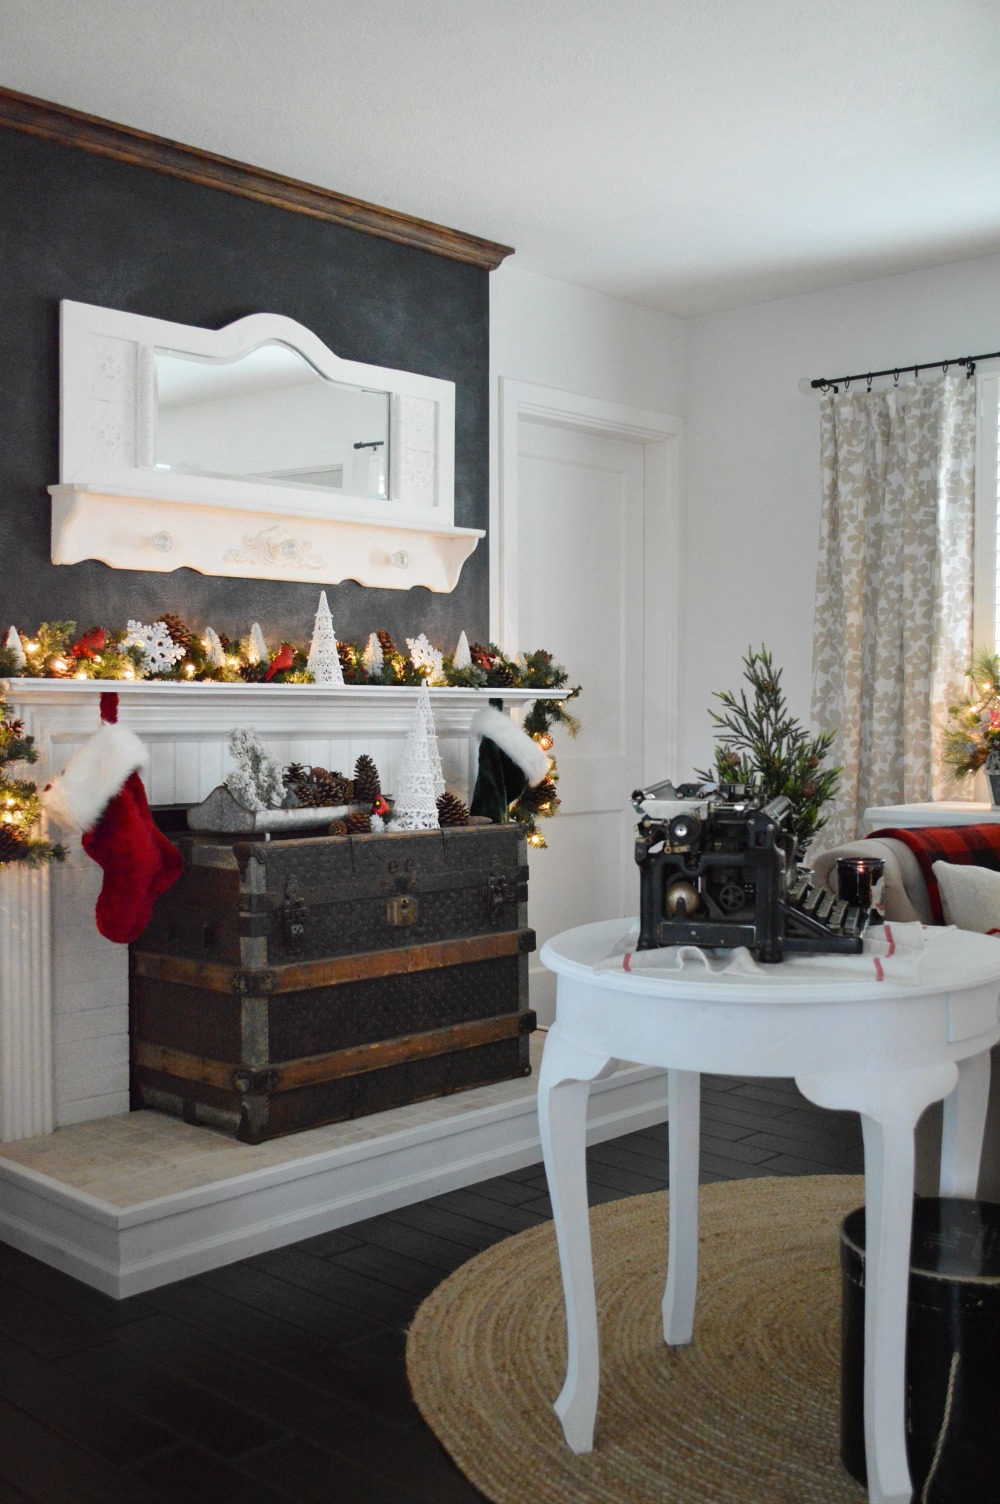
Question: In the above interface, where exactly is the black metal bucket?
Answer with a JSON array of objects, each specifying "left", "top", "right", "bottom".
[{"left": 840, "top": 1197, "right": 1000, "bottom": 1504}]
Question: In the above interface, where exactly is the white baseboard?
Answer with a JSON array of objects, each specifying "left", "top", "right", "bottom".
[{"left": 0, "top": 1060, "right": 667, "bottom": 1299}]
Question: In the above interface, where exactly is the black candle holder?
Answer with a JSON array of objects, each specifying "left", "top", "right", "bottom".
[{"left": 836, "top": 856, "right": 885, "bottom": 910}]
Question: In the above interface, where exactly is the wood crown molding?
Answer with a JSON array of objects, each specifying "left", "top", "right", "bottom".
[{"left": 0, "top": 86, "right": 514, "bottom": 271}]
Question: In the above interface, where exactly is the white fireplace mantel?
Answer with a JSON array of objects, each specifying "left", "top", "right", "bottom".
[{"left": 0, "top": 680, "right": 548, "bottom": 1141}]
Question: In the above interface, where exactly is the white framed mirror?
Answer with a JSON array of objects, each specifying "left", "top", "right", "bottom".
[{"left": 49, "top": 301, "right": 482, "bottom": 592}]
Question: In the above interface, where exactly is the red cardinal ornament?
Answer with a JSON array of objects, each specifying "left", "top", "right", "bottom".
[
  {"left": 263, "top": 643, "right": 295, "bottom": 681},
  {"left": 42, "top": 692, "right": 182, "bottom": 943}
]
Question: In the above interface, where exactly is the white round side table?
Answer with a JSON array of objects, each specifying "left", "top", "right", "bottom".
[{"left": 538, "top": 918, "right": 1000, "bottom": 1504}]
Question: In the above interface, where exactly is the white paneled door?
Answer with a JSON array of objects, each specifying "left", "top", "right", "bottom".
[{"left": 508, "top": 407, "right": 672, "bottom": 1023}]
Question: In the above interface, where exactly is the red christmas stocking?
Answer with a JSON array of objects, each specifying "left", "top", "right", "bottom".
[
  {"left": 82, "top": 769, "right": 183, "bottom": 943},
  {"left": 44, "top": 691, "right": 183, "bottom": 944}
]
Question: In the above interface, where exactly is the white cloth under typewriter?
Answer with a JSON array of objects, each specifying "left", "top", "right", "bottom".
[{"left": 598, "top": 920, "right": 929, "bottom": 984}]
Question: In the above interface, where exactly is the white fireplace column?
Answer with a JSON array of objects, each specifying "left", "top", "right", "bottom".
[{"left": 0, "top": 680, "right": 542, "bottom": 1141}]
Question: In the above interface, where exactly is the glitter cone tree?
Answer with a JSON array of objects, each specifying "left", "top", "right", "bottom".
[
  {"left": 390, "top": 682, "right": 445, "bottom": 831},
  {"left": 307, "top": 592, "right": 344, "bottom": 685}
]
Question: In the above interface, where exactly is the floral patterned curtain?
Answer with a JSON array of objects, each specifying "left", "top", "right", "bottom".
[{"left": 812, "top": 374, "right": 976, "bottom": 848}]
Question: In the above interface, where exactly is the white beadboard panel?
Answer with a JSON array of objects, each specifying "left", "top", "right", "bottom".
[
  {"left": 147, "top": 738, "right": 177, "bottom": 806},
  {"left": 198, "top": 738, "right": 225, "bottom": 795},
  {"left": 172, "top": 741, "right": 204, "bottom": 804},
  {"left": 55, "top": 1006, "right": 129, "bottom": 1044}
]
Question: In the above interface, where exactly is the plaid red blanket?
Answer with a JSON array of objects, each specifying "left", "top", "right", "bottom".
[{"left": 867, "top": 824, "right": 1000, "bottom": 924}]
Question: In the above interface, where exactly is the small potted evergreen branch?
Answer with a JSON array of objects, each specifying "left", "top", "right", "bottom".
[
  {"left": 0, "top": 696, "right": 66, "bottom": 869},
  {"left": 697, "top": 646, "right": 840, "bottom": 856}
]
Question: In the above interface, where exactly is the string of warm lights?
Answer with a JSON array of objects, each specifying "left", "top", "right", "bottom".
[{"left": 2, "top": 616, "right": 581, "bottom": 848}]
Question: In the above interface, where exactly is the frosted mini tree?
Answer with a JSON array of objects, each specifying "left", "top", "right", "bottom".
[
  {"left": 390, "top": 681, "right": 446, "bottom": 831},
  {"left": 226, "top": 729, "right": 285, "bottom": 812},
  {"left": 307, "top": 592, "right": 345, "bottom": 685},
  {"left": 453, "top": 631, "right": 472, "bottom": 670},
  {"left": 247, "top": 623, "right": 269, "bottom": 665},
  {"left": 362, "top": 633, "right": 384, "bottom": 675}
]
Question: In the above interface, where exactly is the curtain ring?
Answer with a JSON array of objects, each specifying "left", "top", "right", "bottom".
[
  {"left": 942, "top": 361, "right": 949, "bottom": 374},
  {"left": 967, "top": 359, "right": 976, "bottom": 378},
  {"left": 866, "top": 373, "right": 873, "bottom": 391},
  {"left": 893, "top": 368, "right": 899, "bottom": 386},
  {"left": 844, "top": 377, "right": 851, "bottom": 390}
]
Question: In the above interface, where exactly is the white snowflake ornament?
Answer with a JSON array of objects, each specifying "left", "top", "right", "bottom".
[
  {"left": 124, "top": 620, "right": 185, "bottom": 675},
  {"left": 406, "top": 633, "right": 445, "bottom": 684},
  {"left": 452, "top": 631, "right": 472, "bottom": 670}
]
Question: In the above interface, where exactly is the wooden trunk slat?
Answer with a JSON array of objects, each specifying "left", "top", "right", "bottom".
[
  {"left": 133, "top": 929, "right": 533, "bottom": 994},
  {"left": 133, "top": 1010, "right": 533, "bottom": 1093}
]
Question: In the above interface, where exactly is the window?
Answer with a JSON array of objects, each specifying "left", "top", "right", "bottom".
[{"left": 973, "top": 372, "right": 1000, "bottom": 652}]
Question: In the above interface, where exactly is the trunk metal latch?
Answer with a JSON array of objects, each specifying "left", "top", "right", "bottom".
[{"left": 387, "top": 894, "right": 419, "bottom": 926}]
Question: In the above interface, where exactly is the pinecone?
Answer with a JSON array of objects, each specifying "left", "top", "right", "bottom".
[
  {"left": 162, "top": 613, "right": 195, "bottom": 653},
  {"left": 0, "top": 827, "right": 27, "bottom": 864},
  {"left": 376, "top": 630, "right": 398, "bottom": 659},
  {"left": 353, "top": 753, "right": 382, "bottom": 804},
  {"left": 345, "top": 810, "right": 371, "bottom": 834},
  {"left": 327, "top": 820, "right": 348, "bottom": 836},
  {"left": 312, "top": 769, "right": 353, "bottom": 806},
  {"left": 487, "top": 659, "right": 518, "bottom": 689},
  {"left": 436, "top": 792, "right": 469, "bottom": 827},
  {"left": 283, "top": 761, "right": 309, "bottom": 791}
]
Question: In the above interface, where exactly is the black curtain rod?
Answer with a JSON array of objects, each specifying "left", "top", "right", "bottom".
[{"left": 811, "top": 348, "right": 1000, "bottom": 393}]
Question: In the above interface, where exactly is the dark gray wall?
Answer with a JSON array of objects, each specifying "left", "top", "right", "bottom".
[{"left": 0, "top": 128, "right": 490, "bottom": 648}]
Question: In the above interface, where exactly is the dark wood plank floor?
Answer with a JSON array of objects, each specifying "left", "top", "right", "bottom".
[{"left": 0, "top": 1075, "right": 864, "bottom": 1503}]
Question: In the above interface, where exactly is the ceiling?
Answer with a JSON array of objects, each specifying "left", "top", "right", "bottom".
[{"left": 4, "top": 0, "right": 1000, "bottom": 316}]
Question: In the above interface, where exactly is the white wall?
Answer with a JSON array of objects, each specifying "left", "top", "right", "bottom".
[
  {"left": 490, "top": 263, "right": 685, "bottom": 414},
  {"left": 680, "top": 250, "right": 1000, "bottom": 777}
]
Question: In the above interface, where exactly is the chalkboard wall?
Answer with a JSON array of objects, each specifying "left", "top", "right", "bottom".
[{"left": 0, "top": 127, "right": 491, "bottom": 651}]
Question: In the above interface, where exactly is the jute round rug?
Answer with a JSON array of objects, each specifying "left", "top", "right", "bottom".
[{"left": 407, "top": 1174, "right": 869, "bottom": 1504}]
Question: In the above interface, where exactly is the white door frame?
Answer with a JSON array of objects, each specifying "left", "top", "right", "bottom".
[{"left": 493, "top": 378, "right": 684, "bottom": 787}]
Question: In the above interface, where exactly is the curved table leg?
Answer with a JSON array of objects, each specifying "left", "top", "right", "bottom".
[
  {"left": 797, "top": 1062, "right": 958, "bottom": 1504},
  {"left": 940, "top": 1049, "right": 991, "bottom": 1197},
  {"left": 538, "top": 1022, "right": 618, "bottom": 1454},
  {"left": 663, "top": 1068, "right": 700, "bottom": 1345}
]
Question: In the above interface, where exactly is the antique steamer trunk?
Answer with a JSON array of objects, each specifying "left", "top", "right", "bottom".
[{"left": 130, "top": 824, "right": 535, "bottom": 1143}]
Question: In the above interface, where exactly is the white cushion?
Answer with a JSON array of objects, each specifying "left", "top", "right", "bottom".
[{"left": 932, "top": 862, "right": 1000, "bottom": 935}]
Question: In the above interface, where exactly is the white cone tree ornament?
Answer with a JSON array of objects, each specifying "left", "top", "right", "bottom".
[
  {"left": 247, "top": 623, "right": 268, "bottom": 665},
  {"left": 362, "top": 632, "right": 384, "bottom": 675},
  {"left": 452, "top": 631, "right": 472, "bottom": 670},
  {"left": 202, "top": 628, "right": 226, "bottom": 668},
  {"left": 5, "top": 627, "right": 26, "bottom": 670},
  {"left": 307, "top": 592, "right": 344, "bottom": 685},
  {"left": 390, "top": 681, "right": 445, "bottom": 831}
]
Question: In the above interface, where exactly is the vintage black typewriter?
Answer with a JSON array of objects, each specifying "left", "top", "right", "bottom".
[{"left": 632, "top": 778, "right": 872, "bottom": 963}]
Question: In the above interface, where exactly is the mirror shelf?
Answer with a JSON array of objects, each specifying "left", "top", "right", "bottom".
[
  {"left": 50, "top": 485, "right": 483, "bottom": 591},
  {"left": 50, "top": 301, "right": 481, "bottom": 592}
]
